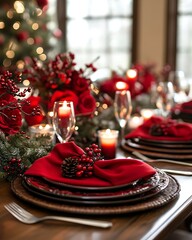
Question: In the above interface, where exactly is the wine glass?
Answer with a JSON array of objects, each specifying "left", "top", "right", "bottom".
[
  {"left": 114, "top": 90, "right": 132, "bottom": 139},
  {"left": 156, "top": 81, "right": 174, "bottom": 117},
  {"left": 168, "top": 70, "right": 189, "bottom": 103},
  {"left": 52, "top": 101, "right": 76, "bottom": 143}
]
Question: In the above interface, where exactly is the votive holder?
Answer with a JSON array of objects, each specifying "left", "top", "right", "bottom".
[
  {"left": 28, "top": 124, "right": 55, "bottom": 143},
  {"left": 98, "top": 129, "right": 119, "bottom": 159}
]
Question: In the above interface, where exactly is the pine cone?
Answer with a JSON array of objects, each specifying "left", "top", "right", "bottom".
[{"left": 61, "top": 157, "right": 78, "bottom": 178}]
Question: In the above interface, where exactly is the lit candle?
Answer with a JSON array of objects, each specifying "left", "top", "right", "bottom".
[
  {"left": 126, "top": 69, "right": 137, "bottom": 81},
  {"left": 98, "top": 129, "right": 119, "bottom": 159},
  {"left": 116, "top": 81, "right": 129, "bottom": 91},
  {"left": 29, "top": 124, "right": 55, "bottom": 142},
  {"left": 129, "top": 116, "right": 144, "bottom": 129},
  {"left": 140, "top": 109, "right": 154, "bottom": 121},
  {"left": 58, "top": 101, "right": 71, "bottom": 117}
]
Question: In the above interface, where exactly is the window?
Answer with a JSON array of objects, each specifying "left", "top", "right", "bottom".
[
  {"left": 177, "top": 0, "right": 192, "bottom": 80},
  {"left": 57, "top": 0, "right": 134, "bottom": 71},
  {"left": 167, "top": 0, "right": 192, "bottom": 80}
]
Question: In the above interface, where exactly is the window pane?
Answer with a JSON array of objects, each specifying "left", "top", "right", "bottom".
[
  {"left": 178, "top": 0, "right": 192, "bottom": 13},
  {"left": 65, "top": 0, "right": 133, "bottom": 70}
]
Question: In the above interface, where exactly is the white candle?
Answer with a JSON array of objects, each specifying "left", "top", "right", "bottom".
[
  {"left": 129, "top": 116, "right": 143, "bottom": 129},
  {"left": 58, "top": 101, "right": 71, "bottom": 117},
  {"left": 140, "top": 109, "right": 154, "bottom": 121}
]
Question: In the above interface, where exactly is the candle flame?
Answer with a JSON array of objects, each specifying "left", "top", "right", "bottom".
[
  {"left": 116, "top": 81, "right": 129, "bottom": 90},
  {"left": 126, "top": 69, "right": 137, "bottom": 79}
]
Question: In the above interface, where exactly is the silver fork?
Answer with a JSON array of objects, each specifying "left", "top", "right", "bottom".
[
  {"left": 132, "top": 151, "right": 192, "bottom": 167},
  {"left": 4, "top": 202, "right": 112, "bottom": 228}
]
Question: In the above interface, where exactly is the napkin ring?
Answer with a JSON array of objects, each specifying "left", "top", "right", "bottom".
[{"left": 61, "top": 144, "right": 104, "bottom": 178}]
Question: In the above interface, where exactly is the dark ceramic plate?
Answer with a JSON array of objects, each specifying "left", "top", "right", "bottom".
[
  {"left": 22, "top": 170, "right": 169, "bottom": 205},
  {"left": 23, "top": 170, "right": 163, "bottom": 201},
  {"left": 126, "top": 139, "right": 192, "bottom": 153}
]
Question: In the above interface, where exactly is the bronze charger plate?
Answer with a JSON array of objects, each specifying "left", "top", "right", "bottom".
[{"left": 11, "top": 174, "right": 180, "bottom": 215}]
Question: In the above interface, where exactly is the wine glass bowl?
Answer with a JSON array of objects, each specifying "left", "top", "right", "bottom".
[
  {"left": 156, "top": 81, "right": 174, "bottom": 117},
  {"left": 114, "top": 90, "right": 132, "bottom": 138},
  {"left": 52, "top": 101, "right": 76, "bottom": 143}
]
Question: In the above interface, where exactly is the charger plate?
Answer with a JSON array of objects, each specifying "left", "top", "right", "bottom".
[
  {"left": 121, "top": 139, "right": 192, "bottom": 160},
  {"left": 21, "top": 170, "right": 169, "bottom": 205},
  {"left": 11, "top": 175, "right": 180, "bottom": 215},
  {"left": 23, "top": 170, "right": 162, "bottom": 200}
]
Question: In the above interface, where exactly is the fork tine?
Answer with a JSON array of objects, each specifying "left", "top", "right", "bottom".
[
  {"left": 4, "top": 204, "right": 26, "bottom": 223},
  {"left": 9, "top": 202, "right": 33, "bottom": 217}
]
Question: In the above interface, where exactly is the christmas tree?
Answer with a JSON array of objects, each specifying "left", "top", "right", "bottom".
[{"left": 0, "top": 0, "right": 59, "bottom": 72}]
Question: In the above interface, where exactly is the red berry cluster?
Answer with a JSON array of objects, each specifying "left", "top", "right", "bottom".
[
  {"left": 62, "top": 144, "right": 103, "bottom": 178},
  {"left": 2, "top": 157, "right": 27, "bottom": 179}
]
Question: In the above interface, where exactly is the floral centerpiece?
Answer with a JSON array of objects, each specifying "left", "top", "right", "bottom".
[
  {"left": 0, "top": 71, "right": 53, "bottom": 181},
  {"left": 21, "top": 52, "right": 103, "bottom": 145}
]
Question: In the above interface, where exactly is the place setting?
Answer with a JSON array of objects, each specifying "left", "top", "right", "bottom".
[{"left": 11, "top": 93, "right": 181, "bottom": 216}]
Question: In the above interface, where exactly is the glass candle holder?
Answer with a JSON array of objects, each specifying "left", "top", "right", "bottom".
[
  {"left": 28, "top": 124, "right": 55, "bottom": 143},
  {"left": 98, "top": 129, "right": 119, "bottom": 159}
]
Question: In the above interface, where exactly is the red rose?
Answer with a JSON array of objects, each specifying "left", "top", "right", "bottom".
[
  {"left": 71, "top": 73, "right": 89, "bottom": 93},
  {"left": 49, "top": 90, "right": 79, "bottom": 111},
  {"left": 77, "top": 91, "right": 96, "bottom": 115},
  {"left": 23, "top": 96, "right": 44, "bottom": 126},
  {"left": 0, "top": 100, "right": 22, "bottom": 135}
]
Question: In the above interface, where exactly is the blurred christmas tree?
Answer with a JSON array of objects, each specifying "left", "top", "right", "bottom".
[{"left": 0, "top": 0, "right": 60, "bottom": 72}]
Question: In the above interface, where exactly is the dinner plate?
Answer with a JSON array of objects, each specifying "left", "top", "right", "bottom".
[
  {"left": 121, "top": 140, "right": 192, "bottom": 160},
  {"left": 11, "top": 175, "right": 181, "bottom": 215},
  {"left": 42, "top": 176, "right": 142, "bottom": 192},
  {"left": 130, "top": 138, "right": 192, "bottom": 149},
  {"left": 129, "top": 137, "right": 192, "bottom": 145},
  {"left": 23, "top": 169, "right": 165, "bottom": 201},
  {"left": 21, "top": 170, "right": 168, "bottom": 206},
  {"left": 125, "top": 139, "right": 192, "bottom": 154}
]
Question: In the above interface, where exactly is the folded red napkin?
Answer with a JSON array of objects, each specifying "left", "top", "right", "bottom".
[
  {"left": 24, "top": 141, "right": 156, "bottom": 187},
  {"left": 173, "top": 100, "right": 192, "bottom": 114},
  {"left": 125, "top": 116, "right": 192, "bottom": 141}
]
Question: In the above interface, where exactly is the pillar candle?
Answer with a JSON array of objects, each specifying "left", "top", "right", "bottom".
[
  {"left": 58, "top": 101, "right": 71, "bottom": 118},
  {"left": 98, "top": 129, "right": 119, "bottom": 159}
]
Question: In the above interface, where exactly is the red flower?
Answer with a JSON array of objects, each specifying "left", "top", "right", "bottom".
[
  {"left": 49, "top": 90, "right": 79, "bottom": 111},
  {"left": 0, "top": 98, "right": 22, "bottom": 135},
  {"left": 77, "top": 91, "right": 96, "bottom": 115},
  {"left": 23, "top": 96, "right": 44, "bottom": 126},
  {"left": 71, "top": 73, "right": 89, "bottom": 93}
]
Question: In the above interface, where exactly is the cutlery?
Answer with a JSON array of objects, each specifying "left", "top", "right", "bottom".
[
  {"left": 4, "top": 202, "right": 112, "bottom": 228},
  {"left": 159, "top": 168, "right": 192, "bottom": 176},
  {"left": 132, "top": 151, "right": 192, "bottom": 167}
]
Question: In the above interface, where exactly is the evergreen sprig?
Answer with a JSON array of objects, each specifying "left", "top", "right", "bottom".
[{"left": 0, "top": 131, "right": 53, "bottom": 181}]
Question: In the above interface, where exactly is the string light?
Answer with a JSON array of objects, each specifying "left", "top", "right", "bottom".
[
  {"left": 16, "top": 60, "right": 25, "bottom": 69},
  {"left": 36, "top": 47, "right": 43, "bottom": 54},
  {"left": 14, "top": 1, "right": 25, "bottom": 14},
  {"left": 7, "top": 10, "right": 14, "bottom": 19},
  {"left": 0, "top": 22, "right": 5, "bottom": 29},
  {"left": 32, "top": 23, "right": 39, "bottom": 30},
  {"left": 39, "top": 54, "right": 47, "bottom": 61},
  {"left": 6, "top": 50, "right": 15, "bottom": 59},
  {"left": 13, "top": 21, "right": 20, "bottom": 30},
  {"left": 27, "top": 38, "right": 34, "bottom": 45}
]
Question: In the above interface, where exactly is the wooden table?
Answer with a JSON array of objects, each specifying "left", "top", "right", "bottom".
[{"left": 1, "top": 153, "right": 192, "bottom": 240}]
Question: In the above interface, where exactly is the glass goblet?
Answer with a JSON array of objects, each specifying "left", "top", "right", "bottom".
[
  {"left": 156, "top": 81, "right": 174, "bottom": 117},
  {"left": 114, "top": 90, "right": 132, "bottom": 139},
  {"left": 52, "top": 101, "right": 76, "bottom": 143}
]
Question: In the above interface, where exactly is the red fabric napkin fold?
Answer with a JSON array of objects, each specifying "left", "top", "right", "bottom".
[
  {"left": 125, "top": 116, "right": 192, "bottom": 141},
  {"left": 24, "top": 141, "right": 156, "bottom": 187},
  {"left": 173, "top": 100, "right": 192, "bottom": 114}
]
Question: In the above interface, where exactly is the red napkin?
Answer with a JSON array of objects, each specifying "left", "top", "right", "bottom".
[
  {"left": 173, "top": 100, "right": 192, "bottom": 114},
  {"left": 125, "top": 115, "right": 192, "bottom": 141},
  {"left": 24, "top": 141, "right": 156, "bottom": 187}
]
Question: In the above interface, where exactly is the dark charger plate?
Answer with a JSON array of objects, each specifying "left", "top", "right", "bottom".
[
  {"left": 22, "top": 169, "right": 168, "bottom": 204},
  {"left": 11, "top": 174, "right": 181, "bottom": 215}
]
